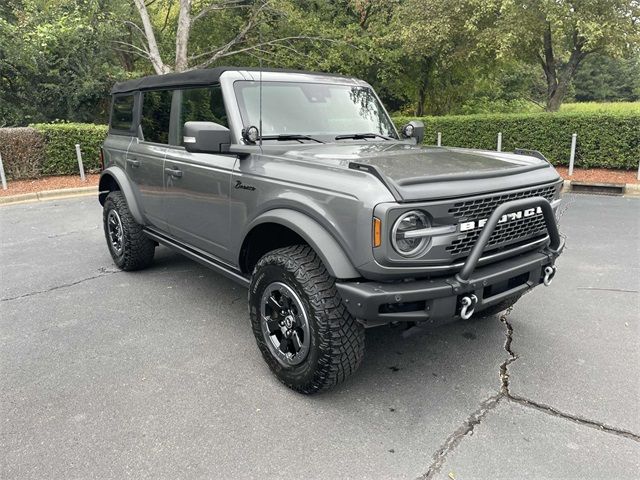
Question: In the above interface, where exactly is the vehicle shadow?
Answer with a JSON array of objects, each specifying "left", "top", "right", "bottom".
[{"left": 144, "top": 248, "right": 506, "bottom": 403}]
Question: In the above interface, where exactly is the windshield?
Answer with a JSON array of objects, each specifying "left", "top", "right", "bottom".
[{"left": 234, "top": 81, "right": 398, "bottom": 140}]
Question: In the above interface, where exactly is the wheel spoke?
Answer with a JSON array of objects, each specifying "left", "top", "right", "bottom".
[
  {"left": 291, "top": 330, "right": 302, "bottom": 352},
  {"left": 264, "top": 317, "right": 280, "bottom": 334},
  {"left": 267, "top": 294, "right": 283, "bottom": 312}
]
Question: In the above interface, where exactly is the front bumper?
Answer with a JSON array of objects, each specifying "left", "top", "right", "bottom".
[{"left": 336, "top": 196, "right": 565, "bottom": 326}]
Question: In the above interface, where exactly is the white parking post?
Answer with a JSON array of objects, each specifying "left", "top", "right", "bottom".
[
  {"left": 437, "top": 132, "right": 441, "bottom": 147},
  {"left": 75, "top": 144, "right": 86, "bottom": 181},
  {"left": 568, "top": 133, "right": 577, "bottom": 177},
  {"left": 0, "top": 152, "right": 7, "bottom": 190},
  {"left": 497, "top": 132, "right": 502, "bottom": 152}
]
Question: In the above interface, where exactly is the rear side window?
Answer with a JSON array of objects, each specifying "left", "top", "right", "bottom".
[
  {"left": 141, "top": 90, "right": 172, "bottom": 144},
  {"left": 110, "top": 94, "right": 135, "bottom": 131}
]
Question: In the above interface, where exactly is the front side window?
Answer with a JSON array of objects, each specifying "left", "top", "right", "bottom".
[
  {"left": 177, "top": 85, "right": 227, "bottom": 146},
  {"left": 233, "top": 81, "right": 397, "bottom": 139},
  {"left": 110, "top": 94, "right": 135, "bottom": 131},
  {"left": 141, "top": 89, "right": 172, "bottom": 144}
]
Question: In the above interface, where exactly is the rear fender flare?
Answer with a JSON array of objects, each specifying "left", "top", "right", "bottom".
[{"left": 99, "top": 167, "right": 146, "bottom": 225}]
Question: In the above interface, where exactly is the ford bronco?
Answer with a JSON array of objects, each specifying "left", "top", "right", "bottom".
[{"left": 99, "top": 67, "right": 564, "bottom": 393}]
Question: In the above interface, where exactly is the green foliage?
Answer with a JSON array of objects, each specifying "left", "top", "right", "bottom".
[
  {"left": 0, "top": 128, "right": 45, "bottom": 179},
  {"left": 560, "top": 102, "right": 640, "bottom": 114},
  {"left": 394, "top": 111, "right": 640, "bottom": 170},
  {"left": 572, "top": 54, "right": 640, "bottom": 102},
  {"left": 31, "top": 123, "right": 108, "bottom": 175}
]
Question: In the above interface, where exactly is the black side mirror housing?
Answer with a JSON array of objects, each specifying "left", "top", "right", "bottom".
[
  {"left": 183, "top": 121, "right": 231, "bottom": 153},
  {"left": 401, "top": 120, "right": 425, "bottom": 145}
]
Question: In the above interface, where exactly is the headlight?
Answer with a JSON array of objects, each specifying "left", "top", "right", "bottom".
[{"left": 391, "top": 210, "right": 430, "bottom": 256}]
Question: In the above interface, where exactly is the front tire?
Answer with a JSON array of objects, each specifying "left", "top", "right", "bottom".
[
  {"left": 249, "top": 245, "right": 365, "bottom": 394},
  {"left": 103, "top": 191, "right": 155, "bottom": 271}
]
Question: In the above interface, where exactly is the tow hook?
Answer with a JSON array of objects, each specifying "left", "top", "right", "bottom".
[
  {"left": 460, "top": 294, "right": 478, "bottom": 320},
  {"left": 543, "top": 265, "right": 557, "bottom": 286}
]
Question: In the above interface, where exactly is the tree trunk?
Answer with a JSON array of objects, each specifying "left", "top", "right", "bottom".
[
  {"left": 133, "top": 0, "right": 169, "bottom": 74},
  {"left": 541, "top": 23, "right": 587, "bottom": 112},
  {"left": 175, "top": 0, "right": 192, "bottom": 72},
  {"left": 415, "top": 86, "right": 426, "bottom": 116}
]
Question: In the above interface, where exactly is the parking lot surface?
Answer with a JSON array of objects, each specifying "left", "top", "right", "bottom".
[{"left": 1, "top": 194, "right": 638, "bottom": 479}]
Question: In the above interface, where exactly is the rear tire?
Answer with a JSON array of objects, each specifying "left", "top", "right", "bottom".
[
  {"left": 103, "top": 191, "right": 155, "bottom": 271},
  {"left": 249, "top": 245, "right": 365, "bottom": 394}
]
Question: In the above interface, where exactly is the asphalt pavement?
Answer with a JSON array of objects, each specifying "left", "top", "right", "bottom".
[{"left": 1, "top": 194, "right": 638, "bottom": 479}]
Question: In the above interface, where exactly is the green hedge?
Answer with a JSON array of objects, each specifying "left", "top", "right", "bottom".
[
  {"left": 393, "top": 111, "right": 640, "bottom": 170},
  {"left": 32, "top": 123, "right": 108, "bottom": 175}
]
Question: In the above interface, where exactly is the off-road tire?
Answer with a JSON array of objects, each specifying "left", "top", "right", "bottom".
[
  {"left": 249, "top": 245, "right": 365, "bottom": 394},
  {"left": 477, "top": 293, "right": 522, "bottom": 318},
  {"left": 103, "top": 191, "right": 155, "bottom": 271}
]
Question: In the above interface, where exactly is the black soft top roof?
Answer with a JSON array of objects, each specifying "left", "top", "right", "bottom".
[{"left": 111, "top": 66, "right": 349, "bottom": 94}]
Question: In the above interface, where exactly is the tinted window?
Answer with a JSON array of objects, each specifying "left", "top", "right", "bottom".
[
  {"left": 234, "top": 82, "right": 397, "bottom": 138},
  {"left": 179, "top": 86, "right": 227, "bottom": 145},
  {"left": 141, "top": 90, "right": 172, "bottom": 144},
  {"left": 111, "top": 95, "right": 134, "bottom": 131}
]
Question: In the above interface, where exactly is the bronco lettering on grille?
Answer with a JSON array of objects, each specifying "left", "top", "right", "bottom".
[{"left": 459, "top": 206, "right": 543, "bottom": 232}]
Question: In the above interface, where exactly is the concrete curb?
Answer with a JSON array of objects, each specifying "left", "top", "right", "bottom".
[
  {"left": 1, "top": 181, "right": 638, "bottom": 206},
  {"left": 0, "top": 186, "right": 97, "bottom": 206}
]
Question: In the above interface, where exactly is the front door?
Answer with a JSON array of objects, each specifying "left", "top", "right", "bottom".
[
  {"left": 162, "top": 85, "right": 236, "bottom": 260},
  {"left": 163, "top": 148, "right": 236, "bottom": 260}
]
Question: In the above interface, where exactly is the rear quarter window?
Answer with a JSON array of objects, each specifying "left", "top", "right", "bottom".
[{"left": 110, "top": 94, "right": 135, "bottom": 132}]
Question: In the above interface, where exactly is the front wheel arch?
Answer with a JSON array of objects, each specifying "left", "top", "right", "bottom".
[{"left": 240, "top": 210, "right": 361, "bottom": 280}]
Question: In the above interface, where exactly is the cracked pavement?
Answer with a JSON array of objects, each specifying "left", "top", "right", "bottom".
[{"left": 1, "top": 195, "right": 639, "bottom": 479}]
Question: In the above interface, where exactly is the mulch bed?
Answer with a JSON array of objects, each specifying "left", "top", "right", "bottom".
[
  {"left": 0, "top": 168, "right": 637, "bottom": 197},
  {"left": 556, "top": 167, "right": 639, "bottom": 184},
  {"left": 0, "top": 174, "right": 99, "bottom": 197}
]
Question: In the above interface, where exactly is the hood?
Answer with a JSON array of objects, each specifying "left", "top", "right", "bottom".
[{"left": 274, "top": 142, "right": 560, "bottom": 202}]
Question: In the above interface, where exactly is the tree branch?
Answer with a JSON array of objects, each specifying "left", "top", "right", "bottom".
[
  {"left": 188, "top": 36, "right": 329, "bottom": 70},
  {"left": 192, "top": 0, "right": 248, "bottom": 22},
  {"left": 133, "top": 0, "right": 169, "bottom": 74}
]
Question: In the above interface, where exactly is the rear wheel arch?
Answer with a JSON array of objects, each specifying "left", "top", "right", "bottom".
[
  {"left": 240, "top": 210, "right": 360, "bottom": 280},
  {"left": 98, "top": 168, "right": 145, "bottom": 225}
]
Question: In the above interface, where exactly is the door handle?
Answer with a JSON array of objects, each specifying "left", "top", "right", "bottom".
[
  {"left": 165, "top": 167, "right": 183, "bottom": 178},
  {"left": 127, "top": 158, "right": 140, "bottom": 168}
]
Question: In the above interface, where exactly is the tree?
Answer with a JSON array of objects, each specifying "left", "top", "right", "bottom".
[
  {"left": 497, "top": 0, "right": 640, "bottom": 111},
  {"left": 128, "top": 0, "right": 329, "bottom": 74},
  {"left": 0, "top": 0, "right": 134, "bottom": 126}
]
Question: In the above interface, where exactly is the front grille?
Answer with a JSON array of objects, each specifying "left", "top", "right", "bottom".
[
  {"left": 446, "top": 185, "right": 556, "bottom": 257},
  {"left": 448, "top": 185, "right": 556, "bottom": 220}
]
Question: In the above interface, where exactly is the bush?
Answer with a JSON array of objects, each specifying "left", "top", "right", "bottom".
[
  {"left": 32, "top": 123, "right": 108, "bottom": 175},
  {"left": 394, "top": 111, "right": 640, "bottom": 169},
  {"left": 0, "top": 127, "right": 45, "bottom": 180}
]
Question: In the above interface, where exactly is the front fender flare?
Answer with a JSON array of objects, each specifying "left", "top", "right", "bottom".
[
  {"left": 245, "top": 209, "right": 361, "bottom": 280},
  {"left": 99, "top": 167, "right": 146, "bottom": 225}
]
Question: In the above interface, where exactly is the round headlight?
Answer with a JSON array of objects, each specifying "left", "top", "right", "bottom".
[{"left": 391, "top": 210, "right": 430, "bottom": 256}]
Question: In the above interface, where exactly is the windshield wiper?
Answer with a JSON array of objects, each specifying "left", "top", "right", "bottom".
[
  {"left": 261, "top": 134, "right": 324, "bottom": 144},
  {"left": 335, "top": 133, "right": 392, "bottom": 141}
]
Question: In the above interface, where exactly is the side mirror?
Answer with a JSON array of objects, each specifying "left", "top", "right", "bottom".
[
  {"left": 183, "top": 121, "right": 230, "bottom": 153},
  {"left": 401, "top": 120, "right": 425, "bottom": 145}
]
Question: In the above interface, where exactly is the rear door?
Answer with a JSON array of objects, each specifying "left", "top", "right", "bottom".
[
  {"left": 126, "top": 89, "right": 172, "bottom": 230},
  {"left": 163, "top": 85, "right": 237, "bottom": 261}
]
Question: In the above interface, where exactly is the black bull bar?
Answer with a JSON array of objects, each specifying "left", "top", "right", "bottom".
[{"left": 455, "top": 196, "right": 563, "bottom": 283}]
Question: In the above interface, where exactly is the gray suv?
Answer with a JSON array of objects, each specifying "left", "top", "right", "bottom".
[{"left": 99, "top": 67, "right": 564, "bottom": 393}]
